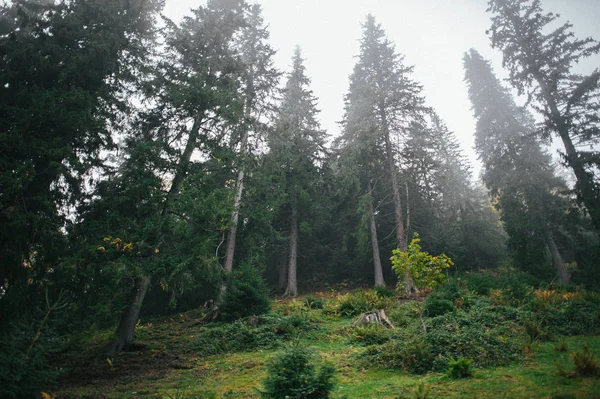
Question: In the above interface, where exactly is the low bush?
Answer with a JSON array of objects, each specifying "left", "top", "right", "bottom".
[
  {"left": 337, "top": 289, "right": 395, "bottom": 317},
  {"left": 460, "top": 270, "right": 539, "bottom": 296},
  {"left": 572, "top": 344, "right": 599, "bottom": 377},
  {"left": 219, "top": 264, "right": 270, "bottom": 321},
  {"left": 447, "top": 357, "right": 473, "bottom": 379},
  {"left": 374, "top": 285, "right": 396, "bottom": 298},
  {"left": 189, "top": 314, "right": 316, "bottom": 355},
  {"left": 0, "top": 322, "right": 64, "bottom": 399},
  {"left": 530, "top": 298, "right": 600, "bottom": 336},
  {"left": 262, "top": 346, "right": 336, "bottom": 399},
  {"left": 303, "top": 296, "right": 325, "bottom": 310},
  {"left": 363, "top": 338, "right": 434, "bottom": 374},
  {"left": 387, "top": 302, "right": 420, "bottom": 328},
  {"left": 344, "top": 324, "right": 397, "bottom": 346},
  {"left": 364, "top": 303, "right": 524, "bottom": 373},
  {"left": 424, "top": 298, "right": 454, "bottom": 318}
]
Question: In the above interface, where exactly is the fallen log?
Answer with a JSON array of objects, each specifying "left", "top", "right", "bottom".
[{"left": 351, "top": 309, "right": 395, "bottom": 329}]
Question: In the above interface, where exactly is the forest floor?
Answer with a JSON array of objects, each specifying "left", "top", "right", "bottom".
[{"left": 53, "top": 288, "right": 600, "bottom": 399}]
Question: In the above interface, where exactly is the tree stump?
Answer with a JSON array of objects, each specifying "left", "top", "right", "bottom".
[{"left": 351, "top": 309, "right": 395, "bottom": 329}]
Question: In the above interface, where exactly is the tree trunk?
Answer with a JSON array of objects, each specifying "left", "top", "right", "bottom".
[
  {"left": 352, "top": 309, "right": 395, "bottom": 329},
  {"left": 278, "top": 250, "right": 288, "bottom": 292},
  {"left": 162, "top": 117, "right": 203, "bottom": 216},
  {"left": 367, "top": 180, "right": 385, "bottom": 287},
  {"left": 109, "top": 274, "right": 152, "bottom": 355},
  {"left": 543, "top": 229, "right": 569, "bottom": 284},
  {"left": 223, "top": 70, "right": 254, "bottom": 274},
  {"left": 284, "top": 192, "right": 298, "bottom": 297},
  {"left": 223, "top": 168, "right": 245, "bottom": 274},
  {"left": 111, "top": 116, "right": 203, "bottom": 354},
  {"left": 379, "top": 102, "right": 416, "bottom": 294}
]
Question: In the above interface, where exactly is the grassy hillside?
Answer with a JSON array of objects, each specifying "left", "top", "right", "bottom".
[{"left": 54, "top": 274, "right": 600, "bottom": 398}]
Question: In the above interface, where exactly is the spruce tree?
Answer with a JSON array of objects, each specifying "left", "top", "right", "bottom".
[
  {"left": 341, "top": 14, "right": 426, "bottom": 292},
  {"left": 487, "top": 0, "right": 600, "bottom": 237},
  {"left": 269, "top": 47, "right": 327, "bottom": 297},
  {"left": 464, "top": 48, "right": 569, "bottom": 281},
  {"left": 222, "top": 4, "right": 280, "bottom": 278},
  {"left": 0, "top": 0, "right": 162, "bottom": 308}
]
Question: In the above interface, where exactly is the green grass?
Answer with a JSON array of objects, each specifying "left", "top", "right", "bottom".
[{"left": 53, "top": 293, "right": 600, "bottom": 399}]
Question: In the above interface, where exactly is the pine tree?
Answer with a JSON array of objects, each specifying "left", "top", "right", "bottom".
[
  {"left": 0, "top": 0, "right": 162, "bottom": 306},
  {"left": 222, "top": 4, "right": 280, "bottom": 278},
  {"left": 464, "top": 48, "right": 569, "bottom": 281},
  {"left": 487, "top": 0, "right": 600, "bottom": 237},
  {"left": 341, "top": 14, "right": 426, "bottom": 292},
  {"left": 102, "top": 0, "right": 248, "bottom": 353},
  {"left": 269, "top": 47, "right": 327, "bottom": 297}
]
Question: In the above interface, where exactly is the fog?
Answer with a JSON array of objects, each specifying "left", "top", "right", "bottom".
[{"left": 164, "top": 0, "right": 600, "bottom": 175}]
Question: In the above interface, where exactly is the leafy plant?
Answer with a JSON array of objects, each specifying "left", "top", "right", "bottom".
[
  {"left": 261, "top": 346, "right": 336, "bottom": 399},
  {"left": 447, "top": 357, "right": 473, "bottom": 379},
  {"left": 391, "top": 234, "right": 453, "bottom": 332}
]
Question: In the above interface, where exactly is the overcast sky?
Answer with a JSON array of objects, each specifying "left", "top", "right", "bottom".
[{"left": 162, "top": 0, "right": 600, "bottom": 176}]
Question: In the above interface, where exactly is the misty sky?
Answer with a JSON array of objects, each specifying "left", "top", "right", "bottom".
[{"left": 163, "top": 0, "right": 600, "bottom": 176}]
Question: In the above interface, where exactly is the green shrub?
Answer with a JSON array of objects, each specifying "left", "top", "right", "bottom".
[
  {"left": 189, "top": 314, "right": 315, "bottom": 355},
  {"left": 303, "top": 296, "right": 325, "bottom": 310},
  {"left": 531, "top": 298, "right": 600, "bottom": 336},
  {"left": 337, "top": 289, "right": 395, "bottom": 317},
  {"left": 460, "top": 270, "right": 539, "bottom": 296},
  {"left": 447, "top": 357, "right": 473, "bottom": 379},
  {"left": 262, "top": 346, "right": 336, "bottom": 399},
  {"left": 572, "top": 344, "right": 599, "bottom": 377},
  {"left": 374, "top": 285, "right": 396, "bottom": 298},
  {"left": 424, "top": 298, "right": 454, "bottom": 317},
  {"left": 219, "top": 264, "right": 270, "bottom": 321},
  {"left": 0, "top": 323, "right": 64, "bottom": 399},
  {"left": 387, "top": 303, "right": 420, "bottom": 328},
  {"left": 363, "top": 339, "right": 405, "bottom": 369},
  {"left": 345, "top": 324, "right": 396, "bottom": 346},
  {"left": 425, "top": 308, "right": 523, "bottom": 370},
  {"left": 363, "top": 338, "right": 434, "bottom": 374}
]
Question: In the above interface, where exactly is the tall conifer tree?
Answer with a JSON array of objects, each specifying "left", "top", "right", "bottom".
[
  {"left": 464, "top": 49, "right": 569, "bottom": 281},
  {"left": 270, "top": 47, "right": 327, "bottom": 297},
  {"left": 487, "top": 0, "right": 600, "bottom": 237}
]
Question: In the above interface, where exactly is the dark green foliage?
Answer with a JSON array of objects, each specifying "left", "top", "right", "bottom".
[
  {"left": 262, "top": 346, "right": 336, "bottom": 399},
  {"left": 524, "top": 319, "right": 549, "bottom": 342},
  {"left": 0, "top": 323, "right": 64, "bottom": 399},
  {"left": 571, "top": 344, "right": 599, "bottom": 377},
  {"left": 364, "top": 338, "right": 433, "bottom": 374},
  {"left": 459, "top": 271, "right": 539, "bottom": 296},
  {"left": 424, "top": 298, "right": 454, "bottom": 318},
  {"left": 374, "top": 285, "right": 396, "bottom": 298},
  {"left": 220, "top": 264, "right": 271, "bottom": 321},
  {"left": 337, "top": 289, "right": 395, "bottom": 316},
  {"left": 424, "top": 309, "right": 522, "bottom": 370},
  {"left": 447, "top": 357, "right": 473, "bottom": 379},
  {"left": 532, "top": 299, "right": 600, "bottom": 336},
  {"left": 364, "top": 301, "right": 524, "bottom": 373},
  {"left": 189, "top": 314, "right": 315, "bottom": 355},
  {"left": 303, "top": 296, "right": 325, "bottom": 309},
  {"left": 345, "top": 324, "right": 397, "bottom": 346}
]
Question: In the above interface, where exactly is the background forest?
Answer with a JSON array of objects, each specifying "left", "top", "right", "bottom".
[{"left": 0, "top": 0, "right": 599, "bottom": 397}]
